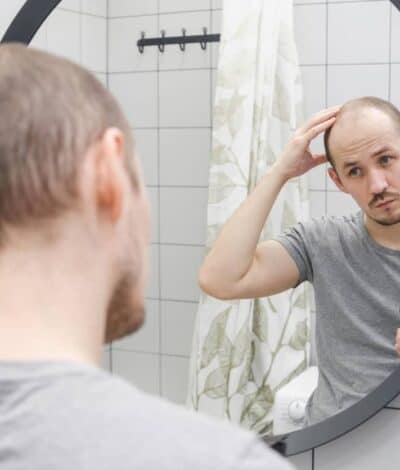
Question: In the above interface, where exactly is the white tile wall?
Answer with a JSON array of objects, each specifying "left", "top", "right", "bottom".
[
  {"left": 149, "top": 187, "right": 160, "bottom": 243},
  {"left": 161, "top": 301, "right": 197, "bottom": 356},
  {"left": 134, "top": 129, "right": 159, "bottom": 186},
  {"left": 159, "top": 129, "right": 210, "bottom": 186},
  {"left": 294, "top": 4, "right": 326, "bottom": 65},
  {"left": 327, "top": 2, "right": 390, "bottom": 64},
  {"left": 159, "top": 12, "right": 211, "bottom": 70},
  {"left": 160, "top": 245, "right": 205, "bottom": 301},
  {"left": 112, "top": 350, "right": 160, "bottom": 394},
  {"left": 159, "top": 0, "right": 211, "bottom": 14},
  {"left": 0, "top": 0, "right": 26, "bottom": 40},
  {"left": 314, "top": 409, "right": 400, "bottom": 469},
  {"left": 81, "top": 15, "right": 107, "bottom": 72},
  {"left": 159, "top": 70, "right": 211, "bottom": 127},
  {"left": 109, "top": 0, "right": 158, "bottom": 18},
  {"left": 47, "top": 9, "right": 81, "bottom": 63},
  {"left": 160, "top": 187, "right": 208, "bottom": 245},
  {"left": 161, "top": 355, "right": 190, "bottom": 404},
  {"left": 81, "top": 0, "right": 107, "bottom": 16},
  {"left": 108, "top": 16, "right": 158, "bottom": 72},
  {"left": 109, "top": 73, "right": 158, "bottom": 127}
]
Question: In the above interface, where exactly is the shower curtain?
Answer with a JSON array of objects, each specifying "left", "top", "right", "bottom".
[{"left": 187, "top": 0, "right": 312, "bottom": 435}]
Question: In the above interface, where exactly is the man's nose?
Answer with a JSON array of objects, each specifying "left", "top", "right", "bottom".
[{"left": 368, "top": 168, "right": 388, "bottom": 196}]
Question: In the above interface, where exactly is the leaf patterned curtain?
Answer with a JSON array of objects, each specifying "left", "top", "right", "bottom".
[{"left": 187, "top": 0, "right": 311, "bottom": 436}]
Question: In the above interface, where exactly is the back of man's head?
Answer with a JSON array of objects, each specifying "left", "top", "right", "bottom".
[
  {"left": 0, "top": 43, "right": 137, "bottom": 246},
  {"left": 323, "top": 96, "right": 400, "bottom": 168}
]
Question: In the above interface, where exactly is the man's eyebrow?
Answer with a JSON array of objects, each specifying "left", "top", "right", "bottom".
[{"left": 341, "top": 146, "right": 393, "bottom": 171}]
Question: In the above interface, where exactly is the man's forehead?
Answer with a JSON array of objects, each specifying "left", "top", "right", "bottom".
[{"left": 329, "top": 107, "right": 399, "bottom": 157}]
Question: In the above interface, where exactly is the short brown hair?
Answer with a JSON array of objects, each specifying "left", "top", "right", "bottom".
[
  {"left": 324, "top": 96, "right": 400, "bottom": 168},
  {"left": 0, "top": 43, "right": 137, "bottom": 244}
]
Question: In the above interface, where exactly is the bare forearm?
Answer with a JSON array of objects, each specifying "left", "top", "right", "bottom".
[{"left": 199, "top": 163, "right": 288, "bottom": 288}]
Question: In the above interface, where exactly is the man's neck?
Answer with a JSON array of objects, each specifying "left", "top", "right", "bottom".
[{"left": 363, "top": 212, "right": 400, "bottom": 250}]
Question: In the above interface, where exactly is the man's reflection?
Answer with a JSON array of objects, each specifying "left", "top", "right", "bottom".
[{"left": 199, "top": 97, "right": 400, "bottom": 426}]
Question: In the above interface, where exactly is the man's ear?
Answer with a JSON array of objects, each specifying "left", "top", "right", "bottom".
[
  {"left": 327, "top": 166, "right": 348, "bottom": 193},
  {"left": 95, "top": 128, "right": 125, "bottom": 223}
]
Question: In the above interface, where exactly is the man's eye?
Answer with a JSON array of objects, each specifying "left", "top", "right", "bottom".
[
  {"left": 380, "top": 155, "right": 393, "bottom": 165},
  {"left": 349, "top": 167, "right": 361, "bottom": 177}
]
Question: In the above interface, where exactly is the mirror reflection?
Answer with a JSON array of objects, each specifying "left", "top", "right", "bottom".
[{"left": 19, "top": 0, "right": 400, "bottom": 441}]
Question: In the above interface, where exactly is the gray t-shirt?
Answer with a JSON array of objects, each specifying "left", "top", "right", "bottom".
[
  {"left": 0, "top": 360, "right": 293, "bottom": 470},
  {"left": 274, "top": 210, "right": 400, "bottom": 425}
]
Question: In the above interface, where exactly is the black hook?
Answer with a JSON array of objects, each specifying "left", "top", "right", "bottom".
[
  {"left": 138, "top": 31, "right": 145, "bottom": 54},
  {"left": 179, "top": 28, "right": 186, "bottom": 51},
  {"left": 200, "top": 27, "right": 207, "bottom": 50},
  {"left": 158, "top": 30, "right": 165, "bottom": 53}
]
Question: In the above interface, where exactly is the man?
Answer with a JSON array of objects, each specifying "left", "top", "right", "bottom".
[
  {"left": 0, "top": 43, "right": 293, "bottom": 469},
  {"left": 199, "top": 97, "right": 400, "bottom": 426}
]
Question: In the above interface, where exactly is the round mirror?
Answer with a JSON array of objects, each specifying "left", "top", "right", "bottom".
[{"left": 2, "top": 1, "right": 400, "bottom": 466}]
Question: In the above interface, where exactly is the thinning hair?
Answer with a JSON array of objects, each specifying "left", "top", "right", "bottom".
[
  {"left": 323, "top": 96, "right": 400, "bottom": 168},
  {"left": 0, "top": 43, "right": 138, "bottom": 245}
]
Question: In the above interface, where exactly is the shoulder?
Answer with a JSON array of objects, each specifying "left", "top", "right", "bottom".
[{"left": 44, "top": 367, "right": 293, "bottom": 470}]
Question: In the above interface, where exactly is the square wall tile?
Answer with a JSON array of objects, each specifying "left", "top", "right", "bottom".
[
  {"left": 161, "top": 301, "right": 197, "bottom": 356},
  {"left": 30, "top": 22, "right": 47, "bottom": 50},
  {"left": 160, "top": 245, "right": 205, "bottom": 301},
  {"left": 81, "top": 0, "right": 107, "bottom": 16},
  {"left": 161, "top": 355, "right": 190, "bottom": 405},
  {"left": 109, "top": 0, "right": 157, "bottom": 17},
  {"left": 160, "top": 70, "right": 211, "bottom": 127},
  {"left": 387, "top": 392, "right": 400, "bottom": 408},
  {"left": 390, "top": 64, "right": 400, "bottom": 107},
  {"left": 391, "top": 4, "right": 400, "bottom": 62},
  {"left": 95, "top": 73, "right": 107, "bottom": 86},
  {"left": 327, "top": 65, "right": 389, "bottom": 107},
  {"left": 109, "top": 16, "right": 158, "bottom": 72},
  {"left": 308, "top": 162, "right": 326, "bottom": 192},
  {"left": 112, "top": 350, "right": 160, "bottom": 395},
  {"left": 160, "top": 187, "right": 208, "bottom": 245},
  {"left": 58, "top": 0, "right": 80, "bottom": 11},
  {"left": 159, "top": 0, "right": 211, "bottom": 14},
  {"left": 134, "top": 129, "right": 158, "bottom": 186},
  {"left": 159, "top": 12, "right": 211, "bottom": 70},
  {"left": 288, "top": 451, "right": 312, "bottom": 470},
  {"left": 148, "top": 187, "right": 159, "bottom": 243},
  {"left": 310, "top": 190, "right": 326, "bottom": 218},
  {"left": 81, "top": 15, "right": 107, "bottom": 72},
  {"left": 212, "top": 0, "right": 222, "bottom": 8},
  {"left": 315, "top": 409, "right": 400, "bottom": 470},
  {"left": 47, "top": 9, "right": 81, "bottom": 64},
  {"left": 211, "top": 9, "right": 222, "bottom": 69},
  {"left": 294, "top": 4, "right": 326, "bottom": 65},
  {"left": 146, "top": 244, "right": 160, "bottom": 299},
  {"left": 101, "top": 349, "right": 111, "bottom": 371},
  {"left": 300, "top": 66, "right": 326, "bottom": 119},
  {"left": 0, "top": 1, "right": 26, "bottom": 39},
  {"left": 328, "top": 2, "right": 390, "bottom": 64},
  {"left": 160, "top": 129, "right": 210, "bottom": 186},
  {"left": 326, "top": 191, "right": 360, "bottom": 217},
  {"left": 109, "top": 72, "right": 158, "bottom": 127},
  {"left": 112, "top": 299, "right": 160, "bottom": 353}
]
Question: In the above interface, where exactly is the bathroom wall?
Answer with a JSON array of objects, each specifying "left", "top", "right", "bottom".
[{"left": 1, "top": 1, "right": 400, "bottom": 469}]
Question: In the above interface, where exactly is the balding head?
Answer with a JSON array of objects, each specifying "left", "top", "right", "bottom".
[{"left": 324, "top": 97, "right": 400, "bottom": 170}]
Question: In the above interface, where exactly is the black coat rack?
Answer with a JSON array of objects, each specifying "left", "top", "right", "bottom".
[{"left": 137, "top": 28, "right": 220, "bottom": 53}]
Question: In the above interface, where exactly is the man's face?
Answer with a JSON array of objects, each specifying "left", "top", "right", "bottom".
[
  {"left": 328, "top": 108, "right": 400, "bottom": 226},
  {"left": 104, "top": 159, "right": 150, "bottom": 343}
]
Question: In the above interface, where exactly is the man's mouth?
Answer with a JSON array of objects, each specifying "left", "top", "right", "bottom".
[{"left": 376, "top": 199, "right": 395, "bottom": 208}]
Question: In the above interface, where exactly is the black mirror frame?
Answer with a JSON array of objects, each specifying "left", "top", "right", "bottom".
[{"left": 2, "top": 0, "right": 400, "bottom": 458}]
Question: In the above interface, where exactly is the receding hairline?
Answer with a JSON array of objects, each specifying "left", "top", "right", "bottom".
[{"left": 324, "top": 97, "right": 400, "bottom": 169}]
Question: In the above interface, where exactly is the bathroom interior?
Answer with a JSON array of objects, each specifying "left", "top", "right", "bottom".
[{"left": 1, "top": 0, "right": 400, "bottom": 469}]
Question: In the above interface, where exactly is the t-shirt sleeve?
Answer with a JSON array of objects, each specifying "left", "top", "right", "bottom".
[
  {"left": 272, "top": 221, "right": 314, "bottom": 285},
  {"left": 233, "top": 438, "right": 295, "bottom": 470}
]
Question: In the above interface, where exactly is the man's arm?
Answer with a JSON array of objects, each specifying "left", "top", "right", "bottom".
[{"left": 199, "top": 106, "right": 341, "bottom": 300}]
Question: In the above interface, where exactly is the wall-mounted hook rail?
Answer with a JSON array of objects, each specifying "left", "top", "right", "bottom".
[{"left": 137, "top": 28, "right": 220, "bottom": 53}]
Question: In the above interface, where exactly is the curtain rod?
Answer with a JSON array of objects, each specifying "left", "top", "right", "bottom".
[{"left": 137, "top": 28, "right": 220, "bottom": 53}]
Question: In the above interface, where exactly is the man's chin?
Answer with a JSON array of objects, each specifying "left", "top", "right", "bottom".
[{"left": 104, "top": 305, "right": 146, "bottom": 344}]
